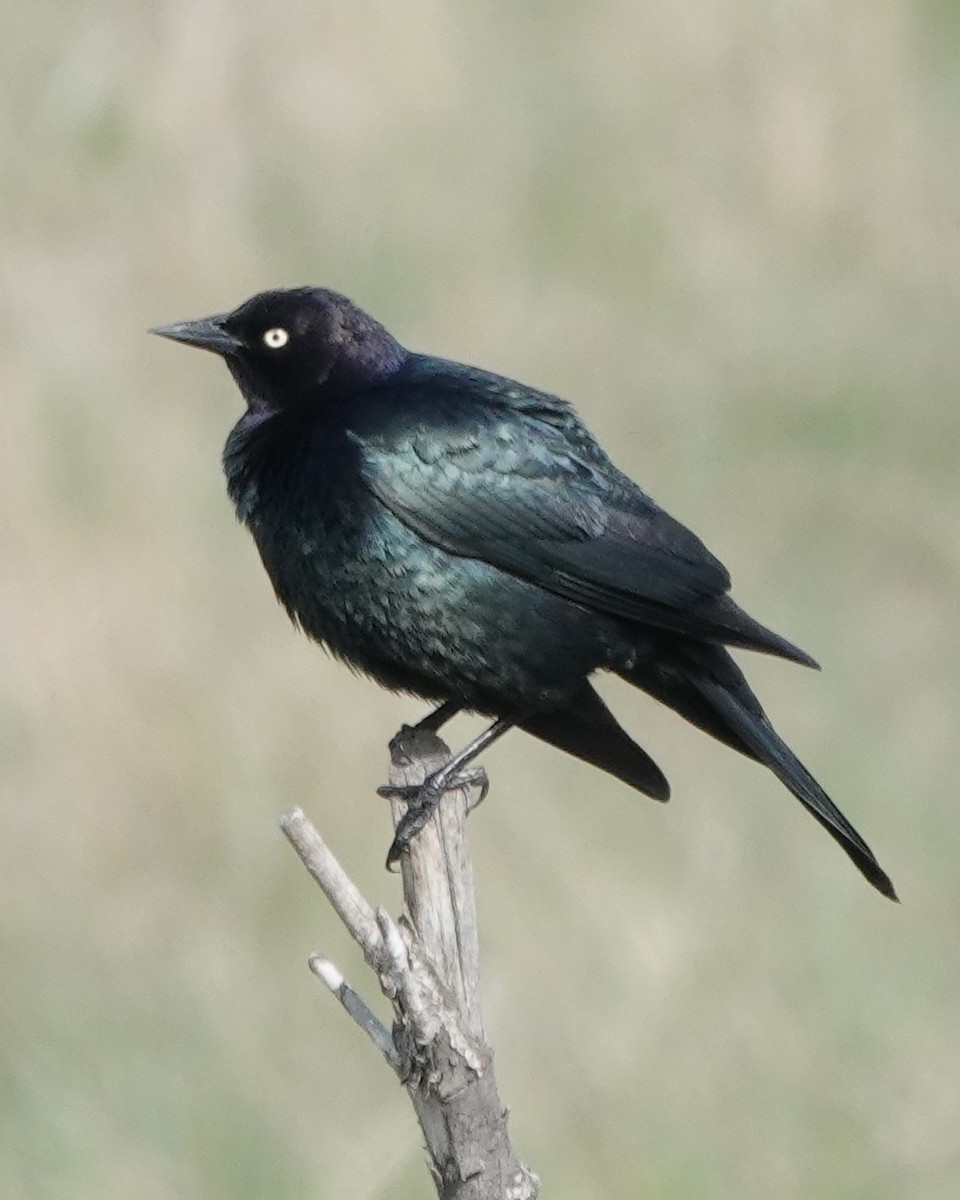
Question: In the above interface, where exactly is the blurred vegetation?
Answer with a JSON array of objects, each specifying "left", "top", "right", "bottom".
[{"left": 2, "top": 1, "right": 959, "bottom": 1197}]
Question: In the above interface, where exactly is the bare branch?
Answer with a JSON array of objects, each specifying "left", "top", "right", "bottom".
[
  {"left": 280, "top": 807, "right": 381, "bottom": 962},
  {"left": 281, "top": 729, "right": 539, "bottom": 1199},
  {"left": 386, "top": 726, "right": 483, "bottom": 1039}
]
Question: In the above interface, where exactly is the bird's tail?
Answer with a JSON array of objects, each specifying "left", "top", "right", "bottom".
[
  {"left": 616, "top": 645, "right": 897, "bottom": 900},
  {"left": 519, "top": 682, "right": 671, "bottom": 803}
]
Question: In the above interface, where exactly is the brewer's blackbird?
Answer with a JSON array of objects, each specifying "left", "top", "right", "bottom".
[{"left": 152, "top": 287, "right": 895, "bottom": 898}]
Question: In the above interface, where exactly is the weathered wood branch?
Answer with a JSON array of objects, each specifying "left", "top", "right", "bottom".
[{"left": 280, "top": 726, "right": 539, "bottom": 1200}]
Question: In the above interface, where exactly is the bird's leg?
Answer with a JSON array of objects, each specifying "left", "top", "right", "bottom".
[
  {"left": 416, "top": 705, "right": 490, "bottom": 811},
  {"left": 387, "top": 700, "right": 461, "bottom": 747},
  {"left": 380, "top": 717, "right": 514, "bottom": 868},
  {"left": 414, "top": 700, "right": 461, "bottom": 733}
]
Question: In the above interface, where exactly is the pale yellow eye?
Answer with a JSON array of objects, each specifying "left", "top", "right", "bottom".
[{"left": 263, "top": 327, "right": 289, "bottom": 349}]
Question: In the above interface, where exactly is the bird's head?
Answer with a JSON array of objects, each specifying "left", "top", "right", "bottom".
[{"left": 151, "top": 287, "right": 406, "bottom": 413}]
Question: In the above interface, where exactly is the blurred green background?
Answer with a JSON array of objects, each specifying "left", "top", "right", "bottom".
[{"left": 3, "top": 1, "right": 959, "bottom": 1197}]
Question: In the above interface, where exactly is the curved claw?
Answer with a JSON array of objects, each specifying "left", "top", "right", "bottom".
[{"left": 463, "top": 767, "right": 489, "bottom": 814}]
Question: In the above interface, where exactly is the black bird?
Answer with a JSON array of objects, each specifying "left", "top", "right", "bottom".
[{"left": 152, "top": 287, "right": 895, "bottom": 899}]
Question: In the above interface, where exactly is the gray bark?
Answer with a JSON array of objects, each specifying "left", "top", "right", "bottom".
[{"left": 281, "top": 726, "right": 539, "bottom": 1200}]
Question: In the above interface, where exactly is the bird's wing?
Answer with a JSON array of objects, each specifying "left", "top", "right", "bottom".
[{"left": 348, "top": 377, "right": 739, "bottom": 639}]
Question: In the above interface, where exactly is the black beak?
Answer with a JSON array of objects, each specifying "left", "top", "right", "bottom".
[{"left": 149, "top": 314, "right": 242, "bottom": 355}]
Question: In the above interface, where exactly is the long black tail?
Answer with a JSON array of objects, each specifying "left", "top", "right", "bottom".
[{"left": 617, "top": 645, "right": 897, "bottom": 900}]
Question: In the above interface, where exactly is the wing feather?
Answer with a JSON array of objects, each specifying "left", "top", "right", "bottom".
[{"left": 346, "top": 362, "right": 810, "bottom": 662}]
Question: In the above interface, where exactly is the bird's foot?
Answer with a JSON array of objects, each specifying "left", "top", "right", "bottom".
[
  {"left": 460, "top": 766, "right": 490, "bottom": 815},
  {"left": 379, "top": 766, "right": 489, "bottom": 869}
]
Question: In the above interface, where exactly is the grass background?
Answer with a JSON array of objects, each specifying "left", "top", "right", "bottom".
[{"left": 3, "top": 2, "right": 959, "bottom": 1196}]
